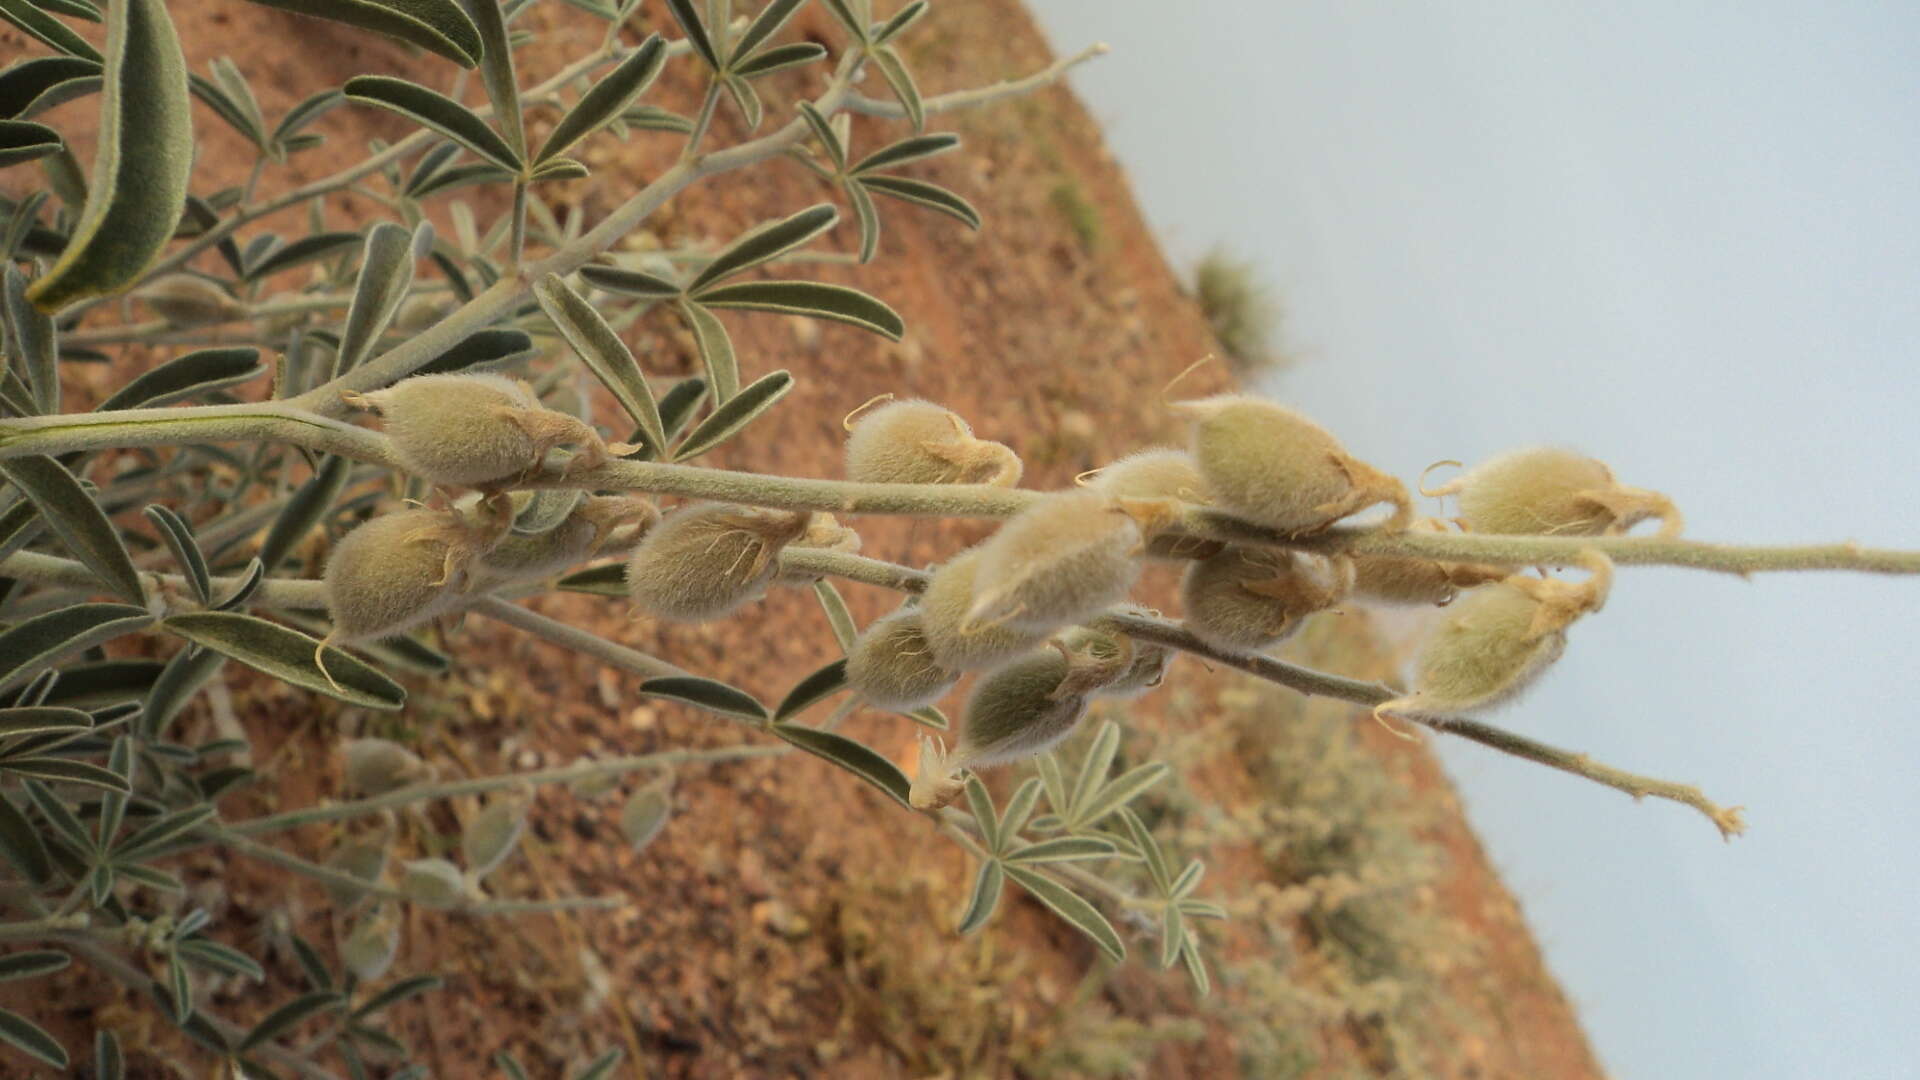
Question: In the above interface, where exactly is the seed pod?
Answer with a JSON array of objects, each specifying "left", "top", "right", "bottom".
[
  {"left": 1062, "top": 623, "right": 1172, "bottom": 700},
  {"left": 1350, "top": 517, "right": 1509, "bottom": 608},
  {"left": 625, "top": 503, "right": 813, "bottom": 621},
  {"left": 909, "top": 638, "right": 1128, "bottom": 809},
  {"left": 1427, "top": 447, "right": 1683, "bottom": 538},
  {"left": 342, "top": 737, "right": 432, "bottom": 797},
  {"left": 846, "top": 609, "right": 961, "bottom": 711},
  {"left": 773, "top": 512, "right": 864, "bottom": 587},
  {"left": 844, "top": 397, "right": 1023, "bottom": 486},
  {"left": 399, "top": 858, "right": 467, "bottom": 905},
  {"left": 476, "top": 495, "right": 659, "bottom": 586},
  {"left": 1087, "top": 448, "right": 1212, "bottom": 504},
  {"left": 1180, "top": 545, "right": 1353, "bottom": 652},
  {"left": 919, "top": 549, "right": 1051, "bottom": 670},
  {"left": 968, "top": 491, "right": 1178, "bottom": 633},
  {"left": 1174, "top": 394, "right": 1410, "bottom": 534},
  {"left": 340, "top": 904, "right": 401, "bottom": 983},
  {"left": 321, "top": 832, "right": 391, "bottom": 910},
  {"left": 1376, "top": 551, "right": 1613, "bottom": 721},
  {"left": 344, "top": 373, "right": 623, "bottom": 489},
  {"left": 620, "top": 779, "right": 673, "bottom": 853},
  {"left": 137, "top": 274, "right": 247, "bottom": 326},
  {"left": 460, "top": 789, "right": 531, "bottom": 883}
]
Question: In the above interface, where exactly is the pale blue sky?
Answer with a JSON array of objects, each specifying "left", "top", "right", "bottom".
[{"left": 1027, "top": 3, "right": 1920, "bottom": 1078}]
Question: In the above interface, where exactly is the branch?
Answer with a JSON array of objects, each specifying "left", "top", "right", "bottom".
[{"left": 841, "top": 41, "right": 1110, "bottom": 118}]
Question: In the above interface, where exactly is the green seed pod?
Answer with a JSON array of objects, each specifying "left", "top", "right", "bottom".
[
  {"left": 322, "top": 504, "right": 510, "bottom": 684},
  {"left": 1377, "top": 551, "right": 1613, "bottom": 721},
  {"left": 844, "top": 397, "right": 1023, "bottom": 486},
  {"left": 1349, "top": 517, "right": 1509, "bottom": 608},
  {"left": 1063, "top": 622, "right": 1172, "bottom": 700},
  {"left": 625, "top": 503, "right": 813, "bottom": 621},
  {"left": 909, "top": 638, "right": 1128, "bottom": 809},
  {"left": 1174, "top": 394, "right": 1410, "bottom": 534},
  {"left": 340, "top": 904, "right": 401, "bottom": 983},
  {"left": 773, "top": 512, "right": 864, "bottom": 587},
  {"left": 968, "top": 491, "right": 1177, "bottom": 633},
  {"left": 846, "top": 609, "right": 961, "bottom": 711},
  {"left": 342, "top": 737, "right": 432, "bottom": 797},
  {"left": 620, "top": 779, "right": 673, "bottom": 854},
  {"left": 460, "top": 789, "right": 530, "bottom": 883},
  {"left": 476, "top": 495, "right": 658, "bottom": 586},
  {"left": 400, "top": 857, "right": 468, "bottom": 905},
  {"left": 137, "top": 274, "right": 247, "bottom": 326},
  {"left": 1427, "top": 447, "right": 1683, "bottom": 538},
  {"left": 321, "top": 830, "right": 391, "bottom": 911},
  {"left": 344, "top": 373, "right": 622, "bottom": 489},
  {"left": 919, "top": 549, "right": 1051, "bottom": 671},
  {"left": 1180, "top": 545, "right": 1353, "bottom": 651}
]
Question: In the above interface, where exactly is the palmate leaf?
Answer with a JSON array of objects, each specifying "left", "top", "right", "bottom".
[
  {"left": 163, "top": 612, "right": 405, "bottom": 710},
  {"left": 639, "top": 675, "right": 767, "bottom": 722},
  {"left": 95, "top": 346, "right": 264, "bottom": 411},
  {"left": 25, "top": 0, "right": 192, "bottom": 315},
  {"left": 671, "top": 368, "right": 792, "bottom": 460},
  {"left": 533, "top": 273, "right": 667, "bottom": 453},
  {"left": 771, "top": 723, "right": 912, "bottom": 807},
  {"left": 536, "top": 33, "right": 664, "bottom": 165},
  {"left": 344, "top": 75, "right": 520, "bottom": 171},
  {"left": 1003, "top": 864, "right": 1124, "bottom": 962},
  {"left": 0, "top": 58, "right": 100, "bottom": 121},
  {"left": 695, "top": 280, "right": 904, "bottom": 339},
  {"left": 241, "top": 0, "right": 481, "bottom": 67},
  {"left": 0, "top": 456, "right": 144, "bottom": 602},
  {"left": 0, "top": 120, "right": 61, "bottom": 167}
]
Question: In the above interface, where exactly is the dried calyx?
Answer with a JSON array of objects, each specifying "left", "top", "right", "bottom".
[
  {"left": 625, "top": 503, "right": 814, "bottom": 621},
  {"left": 772, "top": 512, "right": 864, "bottom": 586},
  {"left": 344, "top": 373, "right": 631, "bottom": 490},
  {"left": 966, "top": 490, "right": 1179, "bottom": 634},
  {"left": 1062, "top": 620, "right": 1173, "bottom": 699},
  {"left": 1180, "top": 544, "right": 1353, "bottom": 651},
  {"left": 1174, "top": 394, "right": 1410, "bottom": 534},
  {"left": 1425, "top": 447, "right": 1683, "bottom": 538},
  {"left": 1376, "top": 550, "right": 1614, "bottom": 721},
  {"left": 1083, "top": 448, "right": 1224, "bottom": 561},
  {"left": 919, "top": 549, "right": 1051, "bottom": 670},
  {"left": 846, "top": 609, "right": 961, "bottom": 711},
  {"left": 909, "top": 636, "right": 1131, "bottom": 809},
  {"left": 1349, "top": 516, "right": 1508, "bottom": 607},
  {"left": 843, "top": 396, "right": 1023, "bottom": 486}
]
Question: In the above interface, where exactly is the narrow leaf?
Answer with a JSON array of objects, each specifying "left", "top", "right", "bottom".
[
  {"left": 872, "top": 0, "right": 926, "bottom": 44},
  {"left": 533, "top": 273, "right": 666, "bottom": 452},
  {"left": 695, "top": 280, "right": 903, "bottom": 339},
  {"left": 555, "top": 562, "right": 623, "bottom": 597},
  {"left": 577, "top": 263, "right": 679, "bottom": 298},
  {"left": 351, "top": 973, "right": 442, "bottom": 1019},
  {"left": 816, "top": 0, "right": 865, "bottom": 43},
  {"left": 1119, "top": 807, "right": 1171, "bottom": 894},
  {"left": 411, "top": 160, "right": 514, "bottom": 198},
  {"left": 174, "top": 939, "right": 265, "bottom": 981},
  {"left": 30, "top": 0, "right": 101, "bottom": 20},
  {"left": 619, "top": 104, "right": 691, "bottom": 133},
  {"left": 459, "top": 0, "right": 524, "bottom": 158},
  {"left": 720, "top": 75, "right": 761, "bottom": 132},
  {"left": 1004, "top": 865, "right": 1124, "bottom": 962},
  {"left": 772, "top": 723, "right": 911, "bottom": 807},
  {"left": 4, "top": 266, "right": 57, "bottom": 412},
  {"left": 258, "top": 454, "right": 349, "bottom": 569},
  {"left": 143, "top": 505, "right": 210, "bottom": 604},
  {"left": 904, "top": 704, "right": 948, "bottom": 730},
  {"left": 1169, "top": 858, "right": 1203, "bottom": 899},
  {"left": 671, "top": 368, "right": 791, "bottom": 460},
  {"left": 0, "top": 951, "right": 63, "bottom": 983},
  {"left": 732, "top": 41, "right": 824, "bottom": 79},
  {"left": 0, "top": 706, "right": 91, "bottom": 738},
  {"left": 271, "top": 87, "right": 342, "bottom": 150},
  {"left": 189, "top": 72, "right": 264, "bottom": 148},
  {"left": 964, "top": 774, "right": 1000, "bottom": 852},
  {"left": 956, "top": 859, "right": 1003, "bottom": 934},
  {"left": 0, "top": 603, "right": 152, "bottom": 693},
  {"left": 794, "top": 101, "right": 843, "bottom": 171},
  {"left": 1004, "top": 835, "right": 1118, "bottom": 864},
  {"left": 25, "top": 0, "right": 191, "bottom": 314},
  {"left": 163, "top": 612, "right": 406, "bottom": 710},
  {"left": 0, "top": 790, "right": 51, "bottom": 883},
  {"left": 114, "top": 803, "right": 215, "bottom": 860},
  {"left": 1073, "top": 762, "right": 1168, "bottom": 830},
  {"left": 858, "top": 174, "right": 981, "bottom": 229},
  {"left": 1000, "top": 776, "right": 1044, "bottom": 839},
  {"left": 335, "top": 222, "right": 418, "bottom": 375},
  {"left": 0, "top": 120, "right": 61, "bottom": 166},
  {"left": 639, "top": 675, "right": 765, "bottom": 721},
  {"left": 2, "top": 757, "right": 133, "bottom": 792},
  {"left": 241, "top": 0, "right": 481, "bottom": 67},
  {"left": 677, "top": 299, "right": 737, "bottom": 403},
  {"left": 812, "top": 579, "right": 856, "bottom": 651},
  {"left": 0, "top": 456, "right": 144, "bottom": 602},
  {"left": 95, "top": 1031, "right": 124, "bottom": 1080},
  {"left": 850, "top": 132, "right": 957, "bottom": 175},
  {"left": 0, "top": 1008, "right": 66, "bottom": 1069},
  {"left": 687, "top": 203, "right": 836, "bottom": 293},
  {"left": 240, "top": 991, "right": 345, "bottom": 1051},
  {"left": 773, "top": 657, "right": 848, "bottom": 722},
  {"left": 0, "top": 58, "right": 101, "bottom": 122},
  {"left": 0, "top": 0, "right": 101, "bottom": 61},
  {"left": 95, "top": 346, "right": 263, "bottom": 410},
  {"left": 242, "top": 230, "right": 361, "bottom": 282},
  {"left": 656, "top": 376, "right": 708, "bottom": 442},
  {"left": 847, "top": 178, "right": 880, "bottom": 263},
  {"left": 414, "top": 326, "right": 535, "bottom": 375},
  {"left": 572, "top": 1048, "right": 623, "bottom": 1080},
  {"left": 731, "top": 0, "right": 805, "bottom": 61},
  {"left": 661, "top": 0, "right": 719, "bottom": 71},
  {"left": 535, "top": 33, "right": 664, "bottom": 164},
  {"left": 212, "top": 559, "right": 266, "bottom": 611},
  {"left": 1068, "top": 721, "right": 1121, "bottom": 820},
  {"left": 343, "top": 75, "right": 520, "bottom": 171},
  {"left": 872, "top": 45, "right": 923, "bottom": 132}
]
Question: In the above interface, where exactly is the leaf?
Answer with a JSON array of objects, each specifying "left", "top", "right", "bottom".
[
  {"left": 240, "top": 0, "right": 480, "bottom": 67},
  {"left": 731, "top": 0, "right": 806, "bottom": 61},
  {"left": 872, "top": 0, "right": 926, "bottom": 44},
  {"left": 189, "top": 71, "right": 264, "bottom": 149},
  {"left": 1000, "top": 777, "right": 1043, "bottom": 839},
  {"left": 639, "top": 675, "right": 766, "bottom": 721},
  {"left": 871, "top": 45, "right": 924, "bottom": 132},
  {"left": 210, "top": 57, "right": 266, "bottom": 142},
  {"left": 619, "top": 104, "right": 691, "bottom": 134},
  {"left": 0, "top": 951, "right": 65, "bottom": 982},
  {"left": 4, "top": 266, "right": 56, "bottom": 412},
  {"left": 163, "top": 612, "right": 406, "bottom": 710},
  {"left": 850, "top": 132, "right": 957, "bottom": 176},
  {"left": 904, "top": 705, "right": 947, "bottom": 730},
  {"left": 24, "top": 0, "right": 191, "bottom": 314},
  {"left": 687, "top": 204, "right": 837, "bottom": 293},
  {"left": 143, "top": 505, "right": 210, "bottom": 604},
  {"left": 811, "top": 579, "right": 856, "bottom": 652},
  {"left": 0, "top": 604, "right": 152, "bottom": 694},
  {"left": 572, "top": 1048, "right": 624, "bottom": 1080},
  {"left": 847, "top": 179, "right": 880, "bottom": 264},
  {"left": 1068, "top": 721, "right": 1122, "bottom": 820},
  {"left": 695, "top": 280, "right": 903, "bottom": 339},
  {"left": 555, "top": 562, "right": 623, "bottom": 597},
  {"left": 1072, "top": 761, "right": 1168, "bottom": 830},
  {"left": 857, "top": 174, "right": 981, "bottom": 230},
  {"left": 114, "top": 803, "right": 215, "bottom": 860},
  {"left": 1, "top": 757, "right": 132, "bottom": 792},
  {"left": 95, "top": 1031, "right": 124, "bottom": 1080},
  {"left": 343, "top": 75, "right": 520, "bottom": 171},
  {"left": 620, "top": 783, "right": 671, "bottom": 852},
  {"left": 0, "top": 706, "right": 91, "bottom": 738},
  {"left": 0, "top": 119, "right": 61, "bottom": 166},
  {"left": 677, "top": 299, "right": 737, "bottom": 403},
  {"left": 1179, "top": 899, "right": 1228, "bottom": 921},
  {"left": 174, "top": 939, "right": 265, "bottom": 981},
  {"left": 1034, "top": 752, "right": 1069, "bottom": 819},
  {"left": 258, "top": 454, "right": 349, "bottom": 569},
  {"left": 661, "top": 0, "right": 719, "bottom": 71},
  {"left": 496, "top": 1052, "right": 532, "bottom": 1080},
  {"left": 0, "top": 1007, "right": 66, "bottom": 1069},
  {"left": 576, "top": 263, "right": 680, "bottom": 298},
  {"left": 335, "top": 222, "right": 419, "bottom": 375},
  {"left": 350, "top": 973, "right": 442, "bottom": 1019},
  {"left": 816, "top": 0, "right": 866, "bottom": 43},
  {"left": 533, "top": 273, "right": 666, "bottom": 453},
  {"left": 240, "top": 990, "right": 345, "bottom": 1051},
  {"left": 1159, "top": 905, "right": 1185, "bottom": 969},
  {"left": 964, "top": 774, "right": 1000, "bottom": 851},
  {"left": 271, "top": 87, "right": 342, "bottom": 151},
  {"left": 0, "top": 0, "right": 101, "bottom": 61},
  {"left": 0, "top": 790, "right": 50, "bottom": 884},
  {"left": 1181, "top": 942, "right": 1210, "bottom": 996},
  {"left": 30, "top": 0, "right": 100, "bottom": 20},
  {"left": 95, "top": 346, "right": 263, "bottom": 411},
  {"left": 460, "top": 0, "right": 524, "bottom": 159},
  {"left": 772, "top": 723, "right": 911, "bottom": 807},
  {"left": 773, "top": 658, "right": 848, "bottom": 723},
  {"left": 1118, "top": 807, "right": 1171, "bottom": 895},
  {"left": 671, "top": 368, "right": 791, "bottom": 460},
  {"left": 3, "top": 190, "right": 55, "bottom": 261},
  {"left": 1004, "top": 835, "right": 1118, "bottom": 864},
  {"left": 536, "top": 33, "right": 664, "bottom": 164},
  {"left": 213, "top": 558, "right": 266, "bottom": 611},
  {"left": 956, "top": 859, "right": 1003, "bottom": 934},
  {"left": 656, "top": 376, "right": 708, "bottom": 443},
  {"left": 720, "top": 75, "right": 761, "bottom": 132},
  {"left": 1003, "top": 864, "right": 1124, "bottom": 962},
  {"left": 732, "top": 42, "right": 824, "bottom": 79},
  {"left": 414, "top": 326, "right": 535, "bottom": 376},
  {"left": 242, "top": 230, "right": 362, "bottom": 282},
  {"left": 794, "top": 101, "right": 844, "bottom": 171},
  {"left": 1169, "top": 858, "right": 1203, "bottom": 899},
  {"left": 0, "top": 456, "right": 144, "bottom": 602}
]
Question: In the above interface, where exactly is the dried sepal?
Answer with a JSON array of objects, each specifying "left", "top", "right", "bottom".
[
  {"left": 1174, "top": 394, "right": 1409, "bottom": 534},
  {"left": 1376, "top": 551, "right": 1614, "bottom": 721},
  {"left": 1350, "top": 516, "right": 1508, "bottom": 607},
  {"left": 967, "top": 491, "right": 1177, "bottom": 633},
  {"left": 919, "top": 549, "right": 1050, "bottom": 670},
  {"left": 772, "top": 512, "right": 863, "bottom": 587},
  {"left": 1064, "top": 621, "right": 1172, "bottom": 699},
  {"left": 624, "top": 503, "right": 813, "bottom": 621},
  {"left": 843, "top": 396, "right": 1023, "bottom": 486},
  {"left": 344, "top": 373, "right": 627, "bottom": 489},
  {"left": 1180, "top": 545, "right": 1353, "bottom": 651},
  {"left": 845, "top": 609, "right": 959, "bottom": 711},
  {"left": 1426, "top": 447, "right": 1683, "bottom": 538}
]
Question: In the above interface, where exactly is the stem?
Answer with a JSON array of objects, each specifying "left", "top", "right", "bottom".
[
  {"left": 471, "top": 595, "right": 687, "bottom": 679},
  {"left": 509, "top": 181, "right": 529, "bottom": 267},
  {"left": 0, "top": 913, "right": 89, "bottom": 938},
  {"left": 842, "top": 40, "right": 1111, "bottom": 119}
]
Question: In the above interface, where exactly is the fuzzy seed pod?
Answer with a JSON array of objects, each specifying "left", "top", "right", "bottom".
[
  {"left": 340, "top": 905, "right": 401, "bottom": 983},
  {"left": 919, "top": 549, "right": 1051, "bottom": 670},
  {"left": 344, "top": 373, "right": 622, "bottom": 489},
  {"left": 1350, "top": 517, "right": 1509, "bottom": 608},
  {"left": 1180, "top": 545, "right": 1354, "bottom": 652},
  {"left": 342, "top": 738, "right": 433, "bottom": 797},
  {"left": 909, "top": 638, "right": 1129, "bottom": 809},
  {"left": 968, "top": 491, "right": 1177, "bottom": 633},
  {"left": 399, "top": 857, "right": 468, "bottom": 905},
  {"left": 846, "top": 610, "right": 961, "bottom": 711},
  {"left": 621, "top": 780, "right": 673, "bottom": 853},
  {"left": 844, "top": 397, "right": 1023, "bottom": 486},
  {"left": 773, "top": 513, "right": 864, "bottom": 587},
  {"left": 137, "top": 274, "right": 248, "bottom": 326},
  {"left": 1062, "top": 623, "right": 1172, "bottom": 700},
  {"left": 475, "top": 495, "right": 658, "bottom": 586},
  {"left": 1087, "top": 448, "right": 1212, "bottom": 504},
  {"left": 460, "top": 789, "right": 530, "bottom": 883},
  {"left": 624, "top": 503, "right": 813, "bottom": 622},
  {"left": 321, "top": 835, "right": 390, "bottom": 910},
  {"left": 1174, "top": 394, "right": 1410, "bottom": 534},
  {"left": 1427, "top": 447, "right": 1683, "bottom": 538},
  {"left": 1376, "top": 551, "right": 1613, "bottom": 721}
]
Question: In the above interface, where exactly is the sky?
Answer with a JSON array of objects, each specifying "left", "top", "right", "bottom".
[{"left": 1024, "top": 3, "right": 1920, "bottom": 1078}]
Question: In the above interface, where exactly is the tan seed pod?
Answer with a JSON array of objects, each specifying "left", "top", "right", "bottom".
[
  {"left": 340, "top": 904, "right": 401, "bottom": 983},
  {"left": 773, "top": 512, "right": 864, "bottom": 587},
  {"left": 1376, "top": 551, "right": 1613, "bottom": 721},
  {"left": 624, "top": 503, "right": 813, "bottom": 622},
  {"left": 399, "top": 858, "right": 468, "bottom": 905},
  {"left": 1180, "top": 545, "right": 1354, "bottom": 651},
  {"left": 846, "top": 609, "right": 961, "bottom": 711},
  {"left": 342, "top": 737, "right": 432, "bottom": 797},
  {"left": 1426, "top": 447, "right": 1683, "bottom": 538},
  {"left": 460, "top": 789, "right": 531, "bottom": 883},
  {"left": 344, "top": 373, "right": 626, "bottom": 489},
  {"left": 968, "top": 490, "right": 1178, "bottom": 633},
  {"left": 1062, "top": 623, "right": 1172, "bottom": 700},
  {"left": 909, "top": 638, "right": 1128, "bottom": 809},
  {"left": 475, "top": 495, "right": 659, "bottom": 586},
  {"left": 844, "top": 397, "right": 1023, "bottom": 486},
  {"left": 1350, "top": 517, "right": 1509, "bottom": 607},
  {"left": 1174, "top": 394, "right": 1410, "bottom": 534},
  {"left": 137, "top": 274, "right": 248, "bottom": 326},
  {"left": 919, "top": 549, "right": 1051, "bottom": 670},
  {"left": 1085, "top": 447, "right": 1212, "bottom": 504}
]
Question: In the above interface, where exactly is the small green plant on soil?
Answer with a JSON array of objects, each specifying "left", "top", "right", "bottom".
[
  {"left": 0, "top": 0, "right": 1916, "bottom": 1075},
  {"left": 1193, "top": 245, "right": 1283, "bottom": 372}
]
